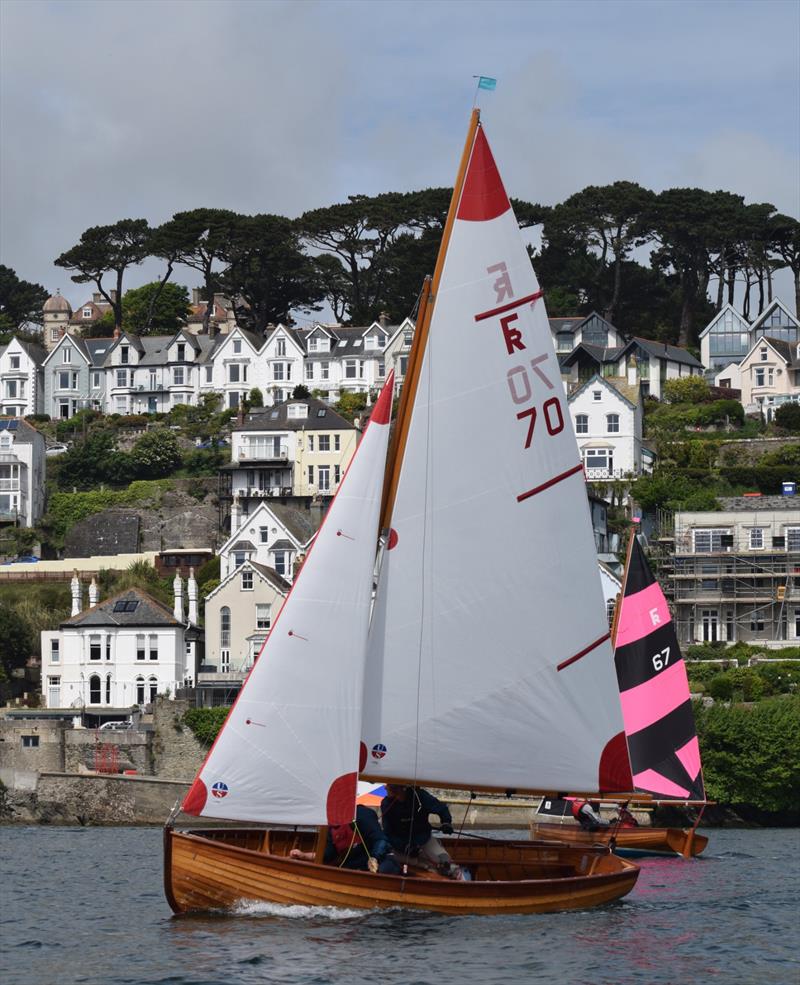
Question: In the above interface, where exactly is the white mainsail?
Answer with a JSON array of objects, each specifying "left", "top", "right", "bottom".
[
  {"left": 362, "top": 121, "right": 631, "bottom": 794},
  {"left": 183, "top": 374, "right": 394, "bottom": 825}
]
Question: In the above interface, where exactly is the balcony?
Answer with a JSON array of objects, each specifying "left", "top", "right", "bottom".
[
  {"left": 583, "top": 467, "right": 638, "bottom": 481},
  {"left": 136, "top": 383, "right": 166, "bottom": 392},
  {"left": 237, "top": 446, "right": 289, "bottom": 463},
  {"left": 242, "top": 486, "right": 292, "bottom": 498},
  {"left": 0, "top": 479, "right": 22, "bottom": 492}
]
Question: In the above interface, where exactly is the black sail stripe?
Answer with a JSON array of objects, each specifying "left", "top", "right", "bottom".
[
  {"left": 623, "top": 536, "right": 656, "bottom": 596},
  {"left": 615, "top": 622, "right": 679, "bottom": 692},
  {"left": 626, "top": 699, "right": 701, "bottom": 789}
]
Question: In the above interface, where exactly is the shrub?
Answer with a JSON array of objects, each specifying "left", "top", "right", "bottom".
[
  {"left": 774, "top": 402, "right": 800, "bottom": 433},
  {"left": 183, "top": 707, "right": 231, "bottom": 746},
  {"left": 662, "top": 376, "right": 711, "bottom": 404}
]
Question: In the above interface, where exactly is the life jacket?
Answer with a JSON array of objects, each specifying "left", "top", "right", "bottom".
[
  {"left": 330, "top": 822, "right": 355, "bottom": 855},
  {"left": 570, "top": 799, "right": 588, "bottom": 820}
]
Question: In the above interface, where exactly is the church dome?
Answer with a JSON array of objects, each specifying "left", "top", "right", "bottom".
[{"left": 43, "top": 292, "right": 72, "bottom": 315}]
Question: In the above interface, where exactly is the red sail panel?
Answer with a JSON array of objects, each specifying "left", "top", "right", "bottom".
[{"left": 614, "top": 537, "right": 705, "bottom": 801}]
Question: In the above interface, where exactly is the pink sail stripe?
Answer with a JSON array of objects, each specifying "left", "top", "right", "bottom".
[
  {"left": 615, "top": 581, "right": 671, "bottom": 649},
  {"left": 633, "top": 769, "right": 690, "bottom": 799},
  {"left": 620, "top": 660, "right": 690, "bottom": 736},
  {"left": 675, "top": 735, "right": 701, "bottom": 782}
]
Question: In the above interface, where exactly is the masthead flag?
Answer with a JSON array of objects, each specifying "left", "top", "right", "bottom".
[{"left": 477, "top": 76, "right": 497, "bottom": 90}]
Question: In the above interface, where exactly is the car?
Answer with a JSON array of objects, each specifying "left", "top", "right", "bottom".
[
  {"left": 15, "top": 556, "right": 39, "bottom": 564},
  {"left": 45, "top": 443, "right": 69, "bottom": 456},
  {"left": 99, "top": 721, "right": 132, "bottom": 730}
]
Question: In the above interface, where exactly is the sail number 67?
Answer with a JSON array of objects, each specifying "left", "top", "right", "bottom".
[{"left": 652, "top": 646, "right": 670, "bottom": 671}]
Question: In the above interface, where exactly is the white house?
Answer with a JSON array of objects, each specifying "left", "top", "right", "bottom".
[
  {"left": 218, "top": 499, "right": 315, "bottom": 580},
  {"left": 568, "top": 373, "right": 644, "bottom": 480},
  {"left": 562, "top": 338, "right": 703, "bottom": 400},
  {"left": 40, "top": 579, "right": 198, "bottom": 717},
  {"left": 713, "top": 361, "right": 743, "bottom": 392},
  {"left": 0, "top": 417, "right": 46, "bottom": 526},
  {"left": 0, "top": 338, "right": 46, "bottom": 416},
  {"left": 738, "top": 336, "right": 800, "bottom": 421},
  {"left": 207, "top": 326, "right": 265, "bottom": 411},
  {"left": 550, "top": 312, "right": 626, "bottom": 363},
  {"left": 260, "top": 324, "right": 306, "bottom": 405}
]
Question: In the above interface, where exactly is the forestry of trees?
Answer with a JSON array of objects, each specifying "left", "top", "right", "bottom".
[{"left": 0, "top": 265, "right": 49, "bottom": 336}]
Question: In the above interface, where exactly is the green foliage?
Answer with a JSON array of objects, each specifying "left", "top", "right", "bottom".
[
  {"left": 630, "top": 470, "right": 722, "bottom": 512},
  {"left": 130, "top": 429, "right": 182, "bottom": 479},
  {"left": 199, "top": 578, "right": 219, "bottom": 599},
  {"left": 182, "top": 706, "right": 231, "bottom": 746},
  {"left": 759, "top": 442, "right": 800, "bottom": 468},
  {"left": 44, "top": 480, "right": 174, "bottom": 543},
  {"left": 0, "top": 601, "right": 32, "bottom": 679},
  {"left": 334, "top": 391, "right": 367, "bottom": 422},
  {"left": 696, "top": 695, "right": 800, "bottom": 811},
  {"left": 774, "top": 402, "right": 800, "bottom": 433},
  {"left": 662, "top": 376, "right": 712, "bottom": 404},
  {"left": 248, "top": 387, "right": 264, "bottom": 408},
  {"left": 181, "top": 447, "right": 226, "bottom": 476},
  {"left": 0, "top": 265, "right": 49, "bottom": 330},
  {"left": 196, "top": 554, "right": 220, "bottom": 587},
  {"left": 99, "top": 560, "right": 172, "bottom": 606},
  {"left": 291, "top": 385, "right": 310, "bottom": 399},
  {"left": 120, "top": 281, "right": 191, "bottom": 334}
]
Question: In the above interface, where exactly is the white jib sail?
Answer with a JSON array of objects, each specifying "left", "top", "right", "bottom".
[
  {"left": 362, "top": 124, "right": 629, "bottom": 794},
  {"left": 183, "top": 374, "right": 394, "bottom": 825}
]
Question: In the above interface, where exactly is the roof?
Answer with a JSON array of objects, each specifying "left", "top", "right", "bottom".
[
  {"left": 628, "top": 337, "right": 703, "bottom": 369},
  {"left": 754, "top": 337, "right": 800, "bottom": 367},
  {"left": 698, "top": 303, "right": 749, "bottom": 340},
  {"left": 269, "top": 538, "right": 295, "bottom": 551},
  {"left": 231, "top": 540, "right": 256, "bottom": 551},
  {"left": 69, "top": 300, "right": 111, "bottom": 324},
  {"left": 61, "top": 588, "right": 181, "bottom": 628},
  {"left": 11, "top": 338, "right": 48, "bottom": 365},
  {"left": 249, "top": 561, "right": 292, "bottom": 592},
  {"left": 44, "top": 293, "right": 73, "bottom": 314},
  {"left": 568, "top": 374, "right": 639, "bottom": 410},
  {"left": 560, "top": 343, "right": 626, "bottom": 367},
  {"left": 234, "top": 397, "right": 354, "bottom": 433},
  {"left": 270, "top": 502, "right": 316, "bottom": 544},
  {"left": 0, "top": 417, "right": 43, "bottom": 444},
  {"left": 750, "top": 298, "right": 800, "bottom": 331}
]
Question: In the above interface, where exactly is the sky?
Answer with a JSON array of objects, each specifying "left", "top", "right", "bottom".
[{"left": 1, "top": 0, "right": 798, "bottom": 320}]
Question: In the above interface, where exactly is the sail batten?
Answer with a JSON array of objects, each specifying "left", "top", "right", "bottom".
[{"left": 362, "top": 122, "right": 628, "bottom": 795}]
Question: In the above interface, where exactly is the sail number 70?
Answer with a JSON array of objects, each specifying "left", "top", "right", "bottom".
[
  {"left": 507, "top": 357, "right": 565, "bottom": 448},
  {"left": 652, "top": 646, "right": 670, "bottom": 671}
]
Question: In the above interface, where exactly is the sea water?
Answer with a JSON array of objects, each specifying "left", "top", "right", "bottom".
[{"left": 1, "top": 826, "right": 797, "bottom": 985}]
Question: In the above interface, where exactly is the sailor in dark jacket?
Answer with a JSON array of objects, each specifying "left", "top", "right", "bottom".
[
  {"left": 290, "top": 805, "right": 399, "bottom": 874},
  {"left": 380, "top": 784, "right": 467, "bottom": 878}
]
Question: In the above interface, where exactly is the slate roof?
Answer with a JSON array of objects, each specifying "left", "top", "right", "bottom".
[
  {"left": 269, "top": 538, "right": 295, "bottom": 552},
  {"left": 270, "top": 502, "right": 316, "bottom": 544},
  {"left": 234, "top": 397, "right": 354, "bottom": 433},
  {"left": 628, "top": 337, "right": 703, "bottom": 369},
  {"left": 759, "top": 337, "right": 800, "bottom": 367},
  {"left": 561, "top": 343, "right": 626, "bottom": 366},
  {"left": 231, "top": 540, "right": 256, "bottom": 551},
  {"left": 568, "top": 374, "right": 639, "bottom": 410},
  {"left": 14, "top": 339, "right": 47, "bottom": 365},
  {"left": 84, "top": 339, "right": 113, "bottom": 367},
  {"left": 249, "top": 561, "right": 292, "bottom": 592},
  {"left": 0, "top": 417, "right": 42, "bottom": 444},
  {"left": 61, "top": 588, "right": 181, "bottom": 628}
]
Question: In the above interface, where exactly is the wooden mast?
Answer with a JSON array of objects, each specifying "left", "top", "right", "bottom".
[
  {"left": 611, "top": 522, "right": 638, "bottom": 647},
  {"left": 379, "top": 108, "right": 481, "bottom": 529}
]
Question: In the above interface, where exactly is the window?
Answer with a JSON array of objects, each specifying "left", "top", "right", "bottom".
[
  {"left": 5, "top": 381, "right": 17, "bottom": 399},
  {"left": 318, "top": 465, "right": 330, "bottom": 491},
  {"left": 106, "top": 637, "right": 111, "bottom": 661},
  {"left": 795, "top": 608, "right": 800, "bottom": 639},
  {"left": 592, "top": 390, "right": 602, "bottom": 401},
  {"left": 136, "top": 634, "right": 146, "bottom": 661},
  {"left": 606, "top": 414, "right": 619, "bottom": 433},
  {"left": 92, "top": 372, "right": 101, "bottom": 388},
  {"left": 307, "top": 435, "right": 314, "bottom": 452},
  {"left": 583, "top": 448, "right": 613, "bottom": 472},
  {"left": 221, "top": 607, "right": 231, "bottom": 648},
  {"left": 749, "top": 528, "right": 764, "bottom": 550},
  {"left": 307, "top": 465, "right": 314, "bottom": 486},
  {"left": 760, "top": 347, "right": 768, "bottom": 361},
  {"left": 256, "top": 604, "right": 271, "bottom": 630},
  {"left": 105, "top": 674, "right": 112, "bottom": 704},
  {"left": 404, "top": 328, "right": 413, "bottom": 346},
  {"left": 48, "top": 675, "right": 61, "bottom": 706},
  {"left": 83, "top": 307, "right": 93, "bottom": 318},
  {"left": 229, "top": 364, "right": 240, "bottom": 383},
  {"left": 51, "top": 327, "right": 60, "bottom": 341},
  {"left": 259, "top": 526, "right": 269, "bottom": 544},
  {"left": 318, "top": 434, "right": 330, "bottom": 452},
  {"left": 50, "top": 639, "right": 60, "bottom": 663},
  {"left": 334, "top": 434, "right": 340, "bottom": 451},
  {"left": 63, "top": 348, "right": 72, "bottom": 363},
  {"left": 755, "top": 368, "right": 765, "bottom": 387},
  {"left": 233, "top": 339, "right": 242, "bottom": 354},
  {"left": 136, "top": 676, "right": 145, "bottom": 704},
  {"left": 21, "top": 735, "right": 39, "bottom": 748},
  {"left": 273, "top": 363, "right": 285, "bottom": 380},
  {"left": 750, "top": 613, "right": 765, "bottom": 632},
  {"left": 378, "top": 359, "right": 385, "bottom": 377},
  {"left": 120, "top": 346, "right": 129, "bottom": 364},
  {"left": 786, "top": 528, "right": 800, "bottom": 551},
  {"left": 345, "top": 360, "right": 357, "bottom": 379},
  {"left": 768, "top": 368, "right": 774, "bottom": 386},
  {"left": 693, "top": 529, "right": 732, "bottom": 553},
  {"left": 148, "top": 634, "right": 158, "bottom": 660},
  {"left": 308, "top": 336, "right": 318, "bottom": 351},
  {"left": 575, "top": 414, "right": 588, "bottom": 435},
  {"left": 177, "top": 343, "right": 185, "bottom": 361},
  {"left": 89, "top": 674, "right": 101, "bottom": 704},
  {"left": 90, "top": 635, "right": 102, "bottom": 661},
  {"left": 10, "top": 355, "right": 20, "bottom": 369},
  {"left": 274, "top": 552, "right": 287, "bottom": 576},
  {"left": 173, "top": 367, "right": 185, "bottom": 385},
  {"left": 113, "top": 600, "right": 139, "bottom": 612},
  {"left": 276, "top": 338, "right": 286, "bottom": 356},
  {"left": 228, "top": 391, "right": 239, "bottom": 409},
  {"left": 321, "top": 362, "right": 329, "bottom": 380},
  {"left": 116, "top": 369, "right": 128, "bottom": 387},
  {"left": 334, "top": 464, "right": 340, "bottom": 484},
  {"left": 305, "top": 362, "right": 314, "bottom": 380},
  {"left": 58, "top": 371, "right": 72, "bottom": 389},
  {"left": 149, "top": 676, "right": 158, "bottom": 702},
  {"left": 606, "top": 598, "right": 616, "bottom": 625},
  {"left": 241, "top": 569, "right": 254, "bottom": 590},
  {"left": 220, "top": 649, "right": 230, "bottom": 672}
]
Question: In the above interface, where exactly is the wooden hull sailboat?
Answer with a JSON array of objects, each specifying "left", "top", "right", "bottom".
[
  {"left": 528, "top": 821, "right": 707, "bottom": 859},
  {"left": 165, "top": 826, "right": 639, "bottom": 915},
  {"left": 164, "top": 110, "right": 643, "bottom": 917}
]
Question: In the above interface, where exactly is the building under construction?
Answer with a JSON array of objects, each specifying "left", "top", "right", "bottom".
[{"left": 651, "top": 498, "right": 800, "bottom": 646}]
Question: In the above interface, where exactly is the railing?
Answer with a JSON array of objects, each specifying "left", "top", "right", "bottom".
[
  {"left": 0, "top": 479, "right": 21, "bottom": 491},
  {"left": 583, "top": 467, "right": 638, "bottom": 481},
  {"left": 237, "top": 446, "right": 289, "bottom": 462}
]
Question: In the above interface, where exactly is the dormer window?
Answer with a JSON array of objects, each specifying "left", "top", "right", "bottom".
[
  {"left": 82, "top": 307, "right": 92, "bottom": 318},
  {"left": 287, "top": 402, "right": 308, "bottom": 419},
  {"left": 760, "top": 347, "right": 768, "bottom": 361},
  {"left": 403, "top": 329, "right": 413, "bottom": 346},
  {"left": 62, "top": 348, "right": 72, "bottom": 363},
  {"left": 233, "top": 339, "right": 242, "bottom": 354},
  {"left": 276, "top": 338, "right": 286, "bottom": 356},
  {"left": 177, "top": 343, "right": 185, "bottom": 361},
  {"left": 10, "top": 355, "right": 20, "bottom": 370},
  {"left": 592, "top": 390, "right": 602, "bottom": 402},
  {"left": 308, "top": 336, "right": 318, "bottom": 351},
  {"left": 120, "top": 346, "right": 129, "bottom": 365}
]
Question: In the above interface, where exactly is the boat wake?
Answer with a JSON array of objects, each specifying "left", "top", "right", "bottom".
[{"left": 232, "top": 900, "right": 365, "bottom": 920}]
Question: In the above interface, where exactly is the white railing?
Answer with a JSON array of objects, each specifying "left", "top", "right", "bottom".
[
  {"left": 583, "top": 467, "right": 638, "bottom": 481},
  {"left": 0, "top": 479, "right": 20, "bottom": 491},
  {"left": 238, "top": 446, "right": 289, "bottom": 462}
]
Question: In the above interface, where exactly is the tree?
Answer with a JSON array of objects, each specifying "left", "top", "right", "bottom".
[
  {"left": 662, "top": 376, "right": 712, "bottom": 404},
  {"left": 121, "top": 282, "right": 191, "bottom": 334},
  {"left": 773, "top": 402, "right": 800, "bottom": 434},
  {"left": 0, "top": 601, "right": 32, "bottom": 682},
  {"left": 57, "top": 429, "right": 132, "bottom": 489},
  {"left": 152, "top": 209, "right": 238, "bottom": 333},
  {"left": 54, "top": 220, "right": 152, "bottom": 330},
  {"left": 130, "top": 429, "right": 182, "bottom": 479},
  {"left": 769, "top": 214, "right": 800, "bottom": 317},
  {"left": 291, "top": 384, "right": 310, "bottom": 399},
  {"left": 0, "top": 265, "right": 49, "bottom": 332},
  {"left": 248, "top": 387, "right": 264, "bottom": 408},
  {"left": 218, "top": 214, "right": 325, "bottom": 333}
]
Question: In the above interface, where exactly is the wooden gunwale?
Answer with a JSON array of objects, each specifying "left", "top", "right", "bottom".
[
  {"left": 529, "top": 821, "right": 708, "bottom": 858},
  {"left": 165, "top": 828, "right": 639, "bottom": 916}
]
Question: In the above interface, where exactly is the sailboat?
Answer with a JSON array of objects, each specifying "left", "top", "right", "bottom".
[
  {"left": 530, "top": 533, "right": 709, "bottom": 858},
  {"left": 164, "top": 110, "right": 640, "bottom": 915}
]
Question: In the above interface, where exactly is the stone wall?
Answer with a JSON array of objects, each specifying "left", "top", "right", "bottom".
[
  {"left": 0, "top": 719, "right": 66, "bottom": 771},
  {"left": 717, "top": 436, "right": 800, "bottom": 467},
  {"left": 64, "top": 513, "right": 140, "bottom": 557},
  {"left": 151, "top": 697, "right": 206, "bottom": 781},
  {"left": 64, "top": 729, "right": 152, "bottom": 774}
]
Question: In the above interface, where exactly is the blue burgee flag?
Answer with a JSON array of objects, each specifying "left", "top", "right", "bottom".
[{"left": 477, "top": 76, "right": 497, "bottom": 91}]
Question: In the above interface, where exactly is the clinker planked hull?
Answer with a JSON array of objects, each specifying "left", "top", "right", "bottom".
[
  {"left": 165, "top": 827, "right": 639, "bottom": 916},
  {"left": 530, "top": 822, "right": 708, "bottom": 858}
]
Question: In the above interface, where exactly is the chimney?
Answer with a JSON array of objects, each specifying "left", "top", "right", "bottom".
[
  {"left": 187, "top": 568, "right": 198, "bottom": 626},
  {"left": 192, "top": 287, "right": 202, "bottom": 305},
  {"left": 230, "top": 491, "right": 241, "bottom": 533},
  {"left": 173, "top": 573, "right": 183, "bottom": 622},
  {"left": 109, "top": 289, "right": 118, "bottom": 303},
  {"left": 89, "top": 578, "right": 98, "bottom": 607},
  {"left": 379, "top": 311, "right": 389, "bottom": 328},
  {"left": 208, "top": 322, "right": 217, "bottom": 339},
  {"left": 93, "top": 292, "right": 101, "bottom": 303},
  {"left": 113, "top": 327, "right": 121, "bottom": 339},
  {"left": 70, "top": 570, "right": 81, "bottom": 617}
]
